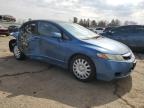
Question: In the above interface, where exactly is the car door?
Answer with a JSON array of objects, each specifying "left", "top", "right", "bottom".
[
  {"left": 110, "top": 27, "right": 129, "bottom": 45},
  {"left": 37, "top": 21, "right": 66, "bottom": 63},
  {"left": 122, "top": 26, "right": 136, "bottom": 48},
  {"left": 127, "top": 26, "right": 144, "bottom": 49},
  {"left": 19, "top": 22, "right": 40, "bottom": 56},
  {"left": 114, "top": 26, "right": 143, "bottom": 48}
]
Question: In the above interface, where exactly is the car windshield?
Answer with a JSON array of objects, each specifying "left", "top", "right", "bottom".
[{"left": 58, "top": 22, "right": 99, "bottom": 40}]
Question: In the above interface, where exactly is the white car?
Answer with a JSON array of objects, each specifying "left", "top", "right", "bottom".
[
  {"left": 95, "top": 27, "right": 105, "bottom": 34},
  {"left": 88, "top": 28, "right": 97, "bottom": 33}
]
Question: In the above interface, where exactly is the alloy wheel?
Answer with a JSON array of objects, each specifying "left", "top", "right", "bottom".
[{"left": 72, "top": 58, "right": 91, "bottom": 80}]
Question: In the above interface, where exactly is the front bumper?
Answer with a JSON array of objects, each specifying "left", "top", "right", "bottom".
[{"left": 93, "top": 55, "right": 136, "bottom": 81}]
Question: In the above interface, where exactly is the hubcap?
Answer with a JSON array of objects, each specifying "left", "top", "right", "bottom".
[
  {"left": 14, "top": 46, "right": 20, "bottom": 58},
  {"left": 73, "top": 58, "right": 91, "bottom": 79}
]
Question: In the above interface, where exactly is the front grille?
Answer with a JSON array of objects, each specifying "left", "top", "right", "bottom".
[{"left": 122, "top": 53, "right": 132, "bottom": 60}]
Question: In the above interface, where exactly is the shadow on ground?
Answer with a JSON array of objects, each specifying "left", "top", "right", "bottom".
[{"left": 0, "top": 56, "right": 132, "bottom": 108}]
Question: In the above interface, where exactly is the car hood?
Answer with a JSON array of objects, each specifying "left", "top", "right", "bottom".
[{"left": 82, "top": 37, "right": 130, "bottom": 54}]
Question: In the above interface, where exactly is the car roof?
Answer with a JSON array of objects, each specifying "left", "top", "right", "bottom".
[
  {"left": 24, "top": 20, "right": 68, "bottom": 24},
  {"left": 21, "top": 20, "right": 70, "bottom": 28},
  {"left": 116, "top": 25, "right": 143, "bottom": 28},
  {"left": 110, "top": 25, "right": 144, "bottom": 31}
]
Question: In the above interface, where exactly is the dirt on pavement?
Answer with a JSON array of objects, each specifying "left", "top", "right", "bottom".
[{"left": 0, "top": 37, "right": 144, "bottom": 108}]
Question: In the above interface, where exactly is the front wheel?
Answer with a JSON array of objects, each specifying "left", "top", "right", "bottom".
[
  {"left": 70, "top": 55, "right": 96, "bottom": 82},
  {"left": 13, "top": 45, "right": 26, "bottom": 60}
]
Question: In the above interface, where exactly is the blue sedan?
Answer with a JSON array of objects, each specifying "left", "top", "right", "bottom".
[
  {"left": 102, "top": 25, "right": 144, "bottom": 51},
  {"left": 9, "top": 20, "right": 136, "bottom": 81}
]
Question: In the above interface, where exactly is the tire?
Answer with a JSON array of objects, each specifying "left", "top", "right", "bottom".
[
  {"left": 13, "top": 45, "right": 26, "bottom": 60},
  {"left": 70, "top": 55, "right": 96, "bottom": 82}
]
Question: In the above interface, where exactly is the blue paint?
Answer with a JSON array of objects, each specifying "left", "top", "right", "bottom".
[
  {"left": 102, "top": 25, "right": 144, "bottom": 50},
  {"left": 11, "top": 20, "right": 136, "bottom": 81}
]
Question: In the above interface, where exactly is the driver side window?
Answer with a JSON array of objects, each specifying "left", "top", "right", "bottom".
[{"left": 38, "top": 22, "right": 61, "bottom": 38}]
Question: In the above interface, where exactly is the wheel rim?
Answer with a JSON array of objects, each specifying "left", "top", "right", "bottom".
[
  {"left": 73, "top": 58, "right": 91, "bottom": 80},
  {"left": 14, "top": 46, "right": 20, "bottom": 58}
]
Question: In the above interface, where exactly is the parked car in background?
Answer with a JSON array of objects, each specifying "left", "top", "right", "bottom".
[
  {"left": 0, "top": 25, "right": 9, "bottom": 36},
  {"left": 0, "top": 15, "right": 16, "bottom": 22},
  {"left": 95, "top": 27, "right": 105, "bottom": 34},
  {"left": 104, "top": 26, "right": 116, "bottom": 33},
  {"left": 8, "top": 25, "right": 19, "bottom": 33},
  {"left": 88, "top": 28, "right": 97, "bottom": 33},
  {"left": 9, "top": 20, "right": 136, "bottom": 81},
  {"left": 102, "top": 25, "right": 144, "bottom": 51}
]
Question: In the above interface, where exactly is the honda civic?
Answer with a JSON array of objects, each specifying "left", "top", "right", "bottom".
[{"left": 9, "top": 20, "right": 136, "bottom": 81}]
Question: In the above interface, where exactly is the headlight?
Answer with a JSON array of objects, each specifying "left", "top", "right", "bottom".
[{"left": 97, "top": 53, "right": 124, "bottom": 61}]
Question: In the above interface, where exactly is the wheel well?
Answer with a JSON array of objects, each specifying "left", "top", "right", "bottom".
[
  {"left": 68, "top": 53, "right": 95, "bottom": 69},
  {"left": 9, "top": 39, "right": 16, "bottom": 52}
]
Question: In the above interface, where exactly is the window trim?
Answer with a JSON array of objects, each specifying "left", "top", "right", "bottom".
[
  {"left": 37, "top": 21, "right": 61, "bottom": 37},
  {"left": 37, "top": 21, "right": 70, "bottom": 40}
]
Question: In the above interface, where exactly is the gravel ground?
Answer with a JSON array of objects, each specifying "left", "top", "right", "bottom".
[{"left": 0, "top": 36, "right": 144, "bottom": 108}]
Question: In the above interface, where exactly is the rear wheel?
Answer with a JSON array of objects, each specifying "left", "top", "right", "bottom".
[
  {"left": 70, "top": 55, "right": 96, "bottom": 82},
  {"left": 13, "top": 45, "right": 26, "bottom": 60}
]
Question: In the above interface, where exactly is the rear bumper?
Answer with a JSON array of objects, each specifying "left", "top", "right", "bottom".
[{"left": 93, "top": 56, "right": 136, "bottom": 81}]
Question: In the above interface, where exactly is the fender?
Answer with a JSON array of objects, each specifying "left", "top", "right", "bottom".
[{"left": 9, "top": 32, "right": 19, "bottom": 52}]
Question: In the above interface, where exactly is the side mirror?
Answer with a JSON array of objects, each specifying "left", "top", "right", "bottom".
[{"left": 52, "top": 32, "right": 62, "bottom": 38}]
